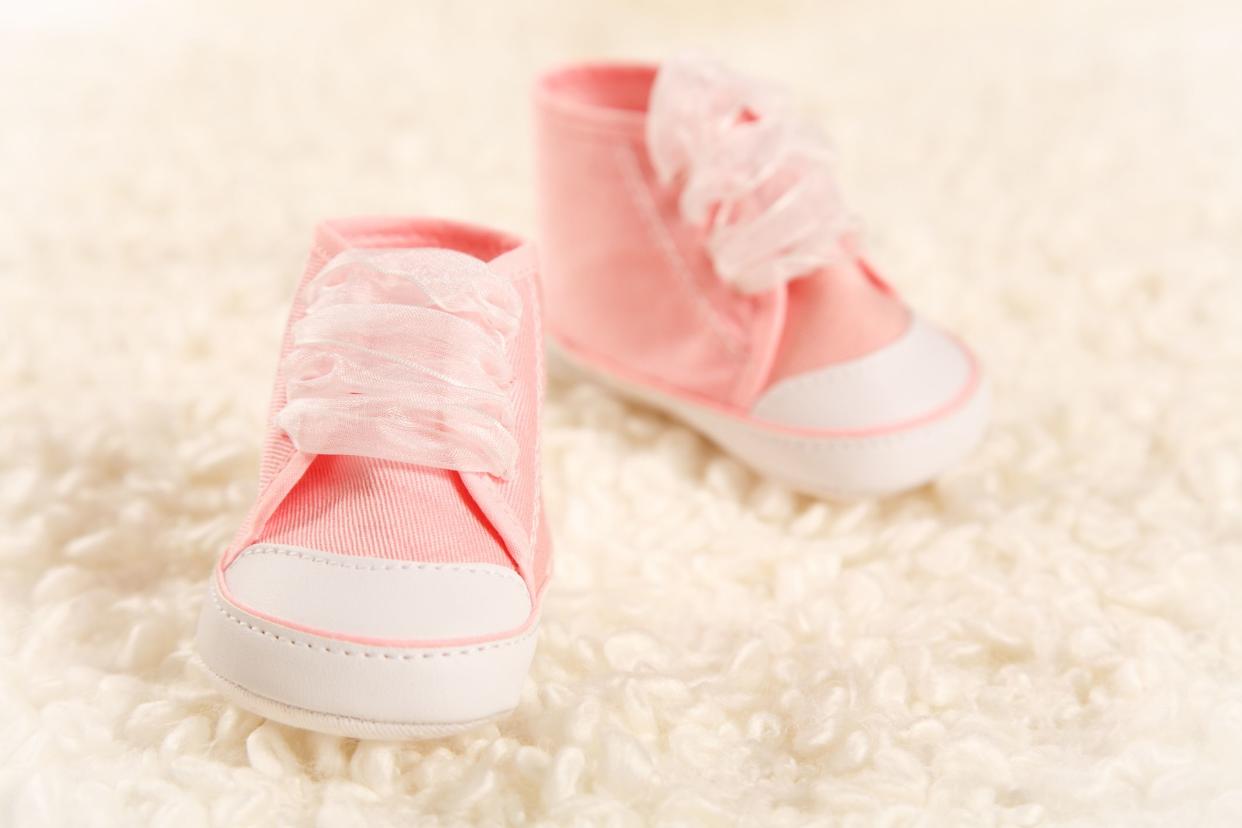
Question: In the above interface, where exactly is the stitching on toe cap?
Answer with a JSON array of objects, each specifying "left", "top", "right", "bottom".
[
  {"left": 209, "top": 587, "right": 539, "bottom": 660},
  {"left": 233, "top": 545, "right": 527, "bottom": 586}
]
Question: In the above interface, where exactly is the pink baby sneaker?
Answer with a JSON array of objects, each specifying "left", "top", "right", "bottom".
[
  {"left": 196, "top": 217, "right": 550, "bottom": 739},
  {"left": 534, "top": 59, "right": 989, "bottom": 497}
]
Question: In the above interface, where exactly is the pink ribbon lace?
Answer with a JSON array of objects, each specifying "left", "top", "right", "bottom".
[
  {"left": 647, "top": 57, "right": 858, "bottom": 294},
  {"left": 275, "top": 248, "right": 521, "bottom": 478}
]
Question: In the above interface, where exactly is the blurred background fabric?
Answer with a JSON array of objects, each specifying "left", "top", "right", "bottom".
[{"left": 2, "top": 1, "right": 1241, "bottom": 825}]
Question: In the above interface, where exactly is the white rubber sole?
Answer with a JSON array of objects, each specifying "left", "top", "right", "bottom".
[
  {"left": 195, "top": 654, "right": 511, "bottom": 740},
  {"left": 548, "top": 339, "right": 990, "bottom": 498},
  {"left": 195, "top": 579, "right": 537, "bottom": 740}
]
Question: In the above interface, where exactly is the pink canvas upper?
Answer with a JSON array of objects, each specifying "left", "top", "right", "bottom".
[
  {"left": 534, "top": 61, "right": 911, "bottom": 412},
  {"left": 218, "top": 217, "right": 551, "bottom": 609}
]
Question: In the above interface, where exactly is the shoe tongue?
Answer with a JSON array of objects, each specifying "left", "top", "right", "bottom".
[{"left": 764, "top": 258, "right": 910, "bottom": 389}]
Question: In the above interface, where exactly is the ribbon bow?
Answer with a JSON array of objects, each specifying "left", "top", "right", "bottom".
[{"left": 647, "top": 57, "right": 858, "bottom": 294}]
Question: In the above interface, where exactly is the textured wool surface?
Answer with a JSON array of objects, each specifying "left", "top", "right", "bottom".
[{"left": 2, "top": 1, "right": 1241, "bottom": 826}]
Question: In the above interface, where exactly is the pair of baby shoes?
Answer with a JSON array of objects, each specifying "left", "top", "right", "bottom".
[{"left": 196, "top": 58, "right": 989, "bottom": 738}]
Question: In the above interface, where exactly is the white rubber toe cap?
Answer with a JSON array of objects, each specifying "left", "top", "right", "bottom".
[
  {"left": 223, "top": 545, "right": 532, "bottom": 640},
  {"left": 548, "top": 321, "right": 989, "bottom": 498},
  {"left": 750, "top": 316, "right": 973, "bottom": 431},
  {"left": 195, "top": 545, "right": 538, "bottom": 739}
]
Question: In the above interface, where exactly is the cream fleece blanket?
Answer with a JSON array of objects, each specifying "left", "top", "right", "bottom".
[{"left": 2, "top": 1, "right": 1240, "bottom": 825}]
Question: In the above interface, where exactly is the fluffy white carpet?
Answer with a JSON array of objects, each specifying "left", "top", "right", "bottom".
[{"left": 3, "top": 1, "right": 1241, "bottom": 825}]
